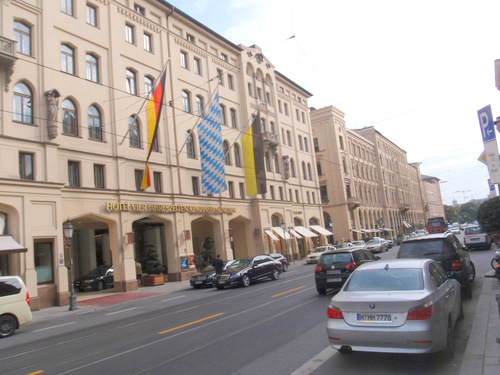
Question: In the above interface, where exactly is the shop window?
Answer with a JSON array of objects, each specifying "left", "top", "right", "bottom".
[{"left": 35, "top": 241, "right": 54, "bottom": 284}]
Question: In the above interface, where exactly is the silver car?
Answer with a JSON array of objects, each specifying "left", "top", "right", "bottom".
[{"left": 326, "top": 258, "right": 462, "bottom": 358}]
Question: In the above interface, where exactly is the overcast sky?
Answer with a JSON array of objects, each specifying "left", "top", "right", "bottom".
[{"left": 165, "top": 0, "right": 500, "bottom": 206}]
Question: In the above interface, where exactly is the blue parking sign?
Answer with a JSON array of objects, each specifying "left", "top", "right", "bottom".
[{"left": 478, "top": 105, "right": 496, "bottom": 143}]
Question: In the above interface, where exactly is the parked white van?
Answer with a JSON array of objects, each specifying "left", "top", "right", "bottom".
[{"left": 0, "top": 276, "right": 32, "bottom": 338}]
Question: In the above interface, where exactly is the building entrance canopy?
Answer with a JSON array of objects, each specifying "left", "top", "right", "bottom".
[{"left": 0, "top": 235, "right": 27, "bottom": 254}]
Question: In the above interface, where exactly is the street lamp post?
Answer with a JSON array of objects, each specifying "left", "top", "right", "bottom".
[
  {"left": 63, "top": 218, "right": 78, "bottom": 311},
  {"left": 281, "top": 220, "right": 292, "bottom": 265}
]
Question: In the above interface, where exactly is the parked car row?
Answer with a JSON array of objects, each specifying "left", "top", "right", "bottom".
[{"left": 190, "top": 254, "right": 286, "bottom": 290}]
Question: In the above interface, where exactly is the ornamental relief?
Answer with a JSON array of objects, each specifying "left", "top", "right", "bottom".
[
  {"left": 174, "top": 37, "right": 207, "bottom": 58},
  {"left": 116, "top": 6, "right": 161, "bottom": 33}
]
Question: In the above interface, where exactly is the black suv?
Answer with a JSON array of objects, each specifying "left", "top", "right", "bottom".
[
  {"left": 314, "top": 248, "right": 379, "bottom": 294},
  {"left": 397, "top": 232, "right": 475, "bottom": 297}
]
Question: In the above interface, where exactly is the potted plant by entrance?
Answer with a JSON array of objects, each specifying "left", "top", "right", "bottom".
[{"left": 140, "top": 244, "right": 165, "bottom": 286}]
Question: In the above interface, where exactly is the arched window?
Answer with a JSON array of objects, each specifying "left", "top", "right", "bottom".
[
  {"left": 182, "top": 90, "right": 191, "bottom": 113},
  {"left": 13, "top": 82, "right": 33, "bottom": 124},
  {"left": 234, "top": 143, "right": 242, "bottom": 167},
  {"left": 230, "top": 108, "right": 237, "bottom": 128},
  {"left": 129, "top": 116, "right": 141, "bottom": 148},
  {"left": 265, "top": 152, "right": 271, "bottom": 172},
  {"left": 186, "top": 130, "right": 196, "bottom": 158},
  {"left": 273, "top": 153, "right": 280, "bottom": 173},
  {"left": 62, "top": 98, "right": 78, "bottom": 136},
  {"left": 88, "top": 105, "right": 102, "bottom": 141},
  {"left": 290, "top": 158, "right": 296, "bottom": 177},
  {"left": 220, "top": 104, "right": 227, "bottom": 125},
  {"left": 144, "top": 76, "right": 154, "bottom": 97},
  {"left": 195, "top": 96, "right": 204, "bottom": 117},
  {"left": 302, "top": 161, "right": 307, "bottom": 180},
  {"left": 223, "top": 141, "right": 231, "bottom": 165},
  {"left": 61, "top": 44, "right": 75, "bottom": 74},
  {"left": 126, "top": 69, "right": 137, "bottom": 94},
  {"left": 86, "top": 53, "right": 99, "bottom": 82}
]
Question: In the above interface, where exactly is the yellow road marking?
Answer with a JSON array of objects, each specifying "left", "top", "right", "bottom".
[
  {"left": 26, "top": 371, "right": 44, "bottom": 375},
  {"left": 272, "top": 286, "right": 305, "bottom": 298},
  {"left": 158, "top": 313, "right": 225, "bottom": 334}
]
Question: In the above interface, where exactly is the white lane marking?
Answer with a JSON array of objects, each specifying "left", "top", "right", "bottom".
[
  {"left": 290, "top": 346, "right": 335, "bottom": 375},
  {"left": 33, "top": 322, "right": 76, "bottom": 332},
  {"left": 160, "top": 295, "right": 186, "bottom": 302},
  {"left": 106, "top": 307, "right": 137, "bottom": 316}
]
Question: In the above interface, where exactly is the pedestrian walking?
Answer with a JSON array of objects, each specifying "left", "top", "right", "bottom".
[{"left": 212, "top": 254, "right": 224, "bottom": 274}]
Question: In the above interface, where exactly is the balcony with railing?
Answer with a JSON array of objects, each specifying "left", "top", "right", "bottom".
[
  {"left": 0, "top": 36, "right": 17, "bottom": 91},
  {"left": 347, "top": 197, "right": 361, "bottom": 209}
]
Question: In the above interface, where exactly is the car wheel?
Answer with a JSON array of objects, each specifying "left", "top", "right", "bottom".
[
  {"left": 337, "top": 346, "right": 352, "bottom": 354},
  {"left": 241, "top": 274, "right": 250, "bottom": 287},
  {"left": 441, "top": 319, "right": 455, "bottom": 360},
  {"left": 0, "top": 315, "right": 17, "bottom": 338},
  {"left": 282, "top": 263, "right": 288, "bottom": 272},
  {"left": 492, "top": 258, "right": 499, "bottom": 270},
  {"left": 468, "top": 262, "right": 476, "bottom": 283},
  {"left": 271, "top": 269, "right": 280, "bottom": 280},
  {"left": 316, "top": 286, "right": 326, "bottom": 295},
  {"left": 96, "top": 280, "right": 104, "bottom": 291}
]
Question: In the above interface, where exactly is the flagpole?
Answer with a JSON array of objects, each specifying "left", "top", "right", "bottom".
[{"left": 119, "top": 58, "right": 171, "bottom": 146}]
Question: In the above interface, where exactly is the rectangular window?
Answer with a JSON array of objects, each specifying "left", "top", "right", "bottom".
[
  {"left": 35, "top": 241, "right": 54, "bottom": 284},
  {"left": 256, "top": 87, "right": 262, "bottom": 100},
  {"left": 317, "top": 162, "right": 322, "bottom": 176},
  {"left": 307, "top": 191, "right": 311, "bottom": 203},
  {"left": 228, "top": 181, "right": 234, "bottom": 198},
  {"left": 270, "top": 186, "right": 275, "bottom": 200},
  {"left": 320, "top": 185, "right": 329, "bottom": 202},
  {"left": 144, "top": 33, "right": 152, "bottom": 52},
  {"left": 339, "top": 135, "right": 344, "bottom": 150},
  {"left": 279, "top": 187, "right": 284, "bottom": 200},
  {"left": 304, "top": 137, "right": 309, "bottom": 152},
  {"left": 284, "top": 103, "right": 289, "bottom": 116},
  {"left": 314, "top": 138, "right": 319, "bottom": 152},
  {"left": 86, "top": 54, "right": 99, "bottom": 82},
  {"left": 14, "top": 22, "right": 31, "bottom": 56},
  {"left": 62, "top": 0, "right": 73, "bottom": 16},
  {"left": 221, "top": 53, "right": 227, "bottom": 61},
  {"left": 296, "top": 109, "right": 300, "bottom": 121},
  {"left": 248, "top": 83, "right": 253, "bottom": 97},
  {"left": 312, "top": 192, "right": 316, "bottom": 204},
  {"left": 94, "top": 164, "right": 105, "bottom": 189},
  {"left": 86, "top": 4, "right": 97, "bottom": 26},
  {"left": 278, "top": 100, "right": 282, "bottom": 113},
  {"left": 180, "top": 51, "right": 188, "bottom": 69},
  {"left": 125, "top": 23, "right": 135, "bottom": 44},
  {"left": 186, "top": 33, "right": 195, "bottom": 43},
  {"left": 286, "top": 131, "right": 292, "bottom": 146},
  {"left": 194, "top": 58, "right": 201, "bottom": 75},
  {"left": 153, "top": 172, "right": 162, "bottom": 193},
  {"left": 289, "top": 188, "right": 293, "bottom": 202},
  {"left": 239, "top": 182, "right": 245, "bottom": 199},
  {"left": 217, "top": 69, "right": 224, "bottom": 85},
  {"left": 295, "top": 190, "right": 300, "bottom": 203},
  {"left": 228, "top": 74, "right": 234, "bottom": 90},
  {"left": 68, "top": 161, "right": 80, "bottom": 187},
  {"left": 134, "top": 169, "right": 144, "bottom": 191},
  {"left": 192, "top": 177, "right": 200, "bottom": 196},
  {"left": 19, "top": 152, "right": 34, "bottom": 180},
  {"left": 134, "top": 3, "right": 145, "bottom": 15}
]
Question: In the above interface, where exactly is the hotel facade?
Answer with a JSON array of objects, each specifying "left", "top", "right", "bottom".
[{"left": 0, "top": 0, "right": 329, "bottom": 310}]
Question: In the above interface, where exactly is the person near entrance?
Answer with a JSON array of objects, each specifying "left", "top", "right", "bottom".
[{"left": 212, "top": 254, "right": 224, "bottom": 275}]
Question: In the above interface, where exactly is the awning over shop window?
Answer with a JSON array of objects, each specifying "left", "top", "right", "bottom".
[
  {"left": 0, "top": 235, "right": 27, "bottom": 254},
  {"left": 289, "top": 229, "right": 303, "bottom": 239},
  {"left": 382, "top": 228, "right": 393, "bottom": 231},
  {"left": 264, "top": 229, "right": 279, "bottom": 241},
  {"left": 403, "top": 221, "right": 411, "bottom": 229},
  {"left": 294, "top": 226, "right": 318, "bottom": 238},
  {"left": 310, "top": 225, "right": 333, "bottom": 236},
  {"left": 272, "top": 227, "right": 292, "bottom": 240},
  {"left": 351, "top": 229, "right": 364, "bottom": 233}
]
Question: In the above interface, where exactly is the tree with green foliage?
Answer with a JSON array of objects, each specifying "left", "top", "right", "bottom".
[
  {"left": 477, "top": 197, "right": 500, "bottom": 234},
  {"left": 458, "top": 202, "right": 479, "bottom": 223},
  {"left": 444, "top": 205, "right": 459, "bottom": 223},
  {"left": 140, "top": 243, "right": 163, "bottom": 275}
]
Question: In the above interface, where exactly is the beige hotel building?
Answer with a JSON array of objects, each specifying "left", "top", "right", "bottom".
[
  {"left": 311, "top": 105, "right": 445, "bottom": 242},
  {"left": 0, "top": 0, "right": 331, "bottom": 310}
]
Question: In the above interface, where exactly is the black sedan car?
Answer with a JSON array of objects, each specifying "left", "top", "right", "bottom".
[
  {"left": 315, "top": 248, "right": 379, "bottom": 294},
  {"left": 190, "top": 265, "right": 217, "bottom": 289},
  {"left": 74, "top": 265, "right": 114, "bottom": 292},
  {"left": 214, "top": 255, "right": 282, "bottom": 289},
  {"left": 268, "top": 252, "right": 289, "bottom": 272}
]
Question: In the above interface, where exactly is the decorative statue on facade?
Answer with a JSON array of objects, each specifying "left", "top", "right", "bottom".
[{"left": 44, "top": 89, "right": 61, "bottom": 139}]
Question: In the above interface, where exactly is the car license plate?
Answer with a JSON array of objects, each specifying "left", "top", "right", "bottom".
[
  {"left": 326, "top": 270, "right": 341, "bottom": 275},
  {"left": 195, "top": 281, "right": 203, "bottom": 284},
  {"left": 218, "top": 281, "right": 225, "bottom": 285},
  {"left": 470, "top": 238, "right": 479, "bottom": 241},
  {"left": 357, "top": 313, "right": 392, "bottom": 323},
  {"left": 326, "top": 278, "right": 342, "bottom": 282}
]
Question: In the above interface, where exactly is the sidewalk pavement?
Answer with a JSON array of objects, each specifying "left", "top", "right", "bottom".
[
  {"left": 30, "top": 262, "right": 500, "bottom": 374},
  {"left": 460, "top": 270, "right": 500, "bottom": 375}
]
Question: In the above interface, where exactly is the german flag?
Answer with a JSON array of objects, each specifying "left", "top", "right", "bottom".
[
  {"left": 141, "top": 70, "right": 166, "bottom": 190},
  {"left": 242, "top": 110, "right": 267, "bottom": 196}
]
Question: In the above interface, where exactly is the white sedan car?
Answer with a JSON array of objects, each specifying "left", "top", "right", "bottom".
[
  {"left": 326, "top": 258, "right": 462, "bottom": 358},
  {"left": 306, "top": 246, "right": 335, "bottom": 264}
]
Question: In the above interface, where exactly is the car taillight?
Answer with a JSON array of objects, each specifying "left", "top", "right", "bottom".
[
  {"left": 315, "top": 265, "right": 323, "bottom": 273},
  {"left": 327, "top": 306, "right": 344, "bottom": 319},
  {"left": 26, "top": 291, "right": 31, "bottom": 306},
  {"left": 451, "top": 260, "right": 461, "bottom": 271},
  {"left": 408, "top": 304, "right": 433, "bottom": 320},
  {"left": 345, "top": 262, "right": 358, "bottom": 271}
]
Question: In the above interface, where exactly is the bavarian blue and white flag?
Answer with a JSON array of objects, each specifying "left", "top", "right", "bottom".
[{"left": 198, "top": 93, "right": 227, "bottom": 194}]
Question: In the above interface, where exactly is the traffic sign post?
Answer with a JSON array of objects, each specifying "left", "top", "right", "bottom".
[{"left": 478, "top": 105, "right": 500, "bottom": 184}]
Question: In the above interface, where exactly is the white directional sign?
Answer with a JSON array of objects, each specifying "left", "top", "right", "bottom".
[{"left": 478, "top": 105, "right": 500, "bottom": 184}]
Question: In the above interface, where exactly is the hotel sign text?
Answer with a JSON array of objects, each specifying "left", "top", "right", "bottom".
[{"left": 105, "top": 202, "right": 236, "bottom": 214}]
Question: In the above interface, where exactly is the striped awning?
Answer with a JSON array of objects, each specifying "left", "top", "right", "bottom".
[{"left": 264, "top": 229, "right": 279, "bottom": 241}]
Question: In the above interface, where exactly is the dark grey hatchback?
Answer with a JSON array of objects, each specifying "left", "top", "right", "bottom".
[{"left": 314, "top": 248, "right": 379, "bottom": 294}]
